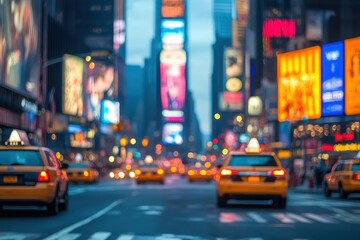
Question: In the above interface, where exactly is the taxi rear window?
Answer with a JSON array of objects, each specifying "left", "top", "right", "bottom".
[
  {"left": 0, "top": 150, "right": 44, "bottom": 166},
  {"left": 139, "top": 164, "right": 159, "bottom": 168},
  {"left": 352, "top": 164, "right": 360, "bottom": 171},
  {"left": 228, "top": 155, "right": 278, "bottom": 167}
]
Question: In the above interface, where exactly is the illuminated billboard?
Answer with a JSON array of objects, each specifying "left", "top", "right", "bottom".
[
  {"left": 345, "top": 37, "right": 360, "bottom": 115},
  {"left": 222, "top": 48, "right": 243, "bottom": 111},
  {"left": 63, "top": 55, "right": 84, "bottom": 116},
  {"left": 162, "top": 123, "right": 183, "bottom": 145},
  {"left": 161, "top": 19, "right": 184, "bottom": 49},
  {"left": 278, "top": 46, "right": 321, "bottom": 122},
  {"left": 0, "top": 0, "right": 42, "bottom": 99},
  {"left": 68, "top": 124, "right": 94, "bottom": 148},
  {"left": 162, "top": 0, "right": 184, "bottom": 18},
  {"left": 101, "top": 100, "right": 120, "bottom": 124},
  {"left": 84, "top": 63, "right": 115, "bottom": 121},
  {"left": 322, "top": 41, "right": 344, "bottom": 116},
  {"left": 160, "top": 50, "right": 186, "bottom": 111}
]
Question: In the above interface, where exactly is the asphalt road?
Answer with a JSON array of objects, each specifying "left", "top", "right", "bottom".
[{"left": 1, "top": 175, "right": 360, "bottom": 240}]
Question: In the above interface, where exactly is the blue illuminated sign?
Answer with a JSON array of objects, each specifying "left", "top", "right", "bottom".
[
  {"left": 322, "top": 41, "right": 345, "bottom": 116},
  {"left": 161, "top": 19, "right": 184, "bottom": 49}
]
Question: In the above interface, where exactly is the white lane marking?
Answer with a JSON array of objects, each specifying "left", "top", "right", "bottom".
[
  {"left": 247, "top": 212, "right": 267, "bottom": 223},
  {"left": 55, "top": 233, "right": 81, "bottom": 240},
  {"left": 323, "top": 207, "right": 360, "bottom": 223},
  {"left": 43, "top": 200, "right": 122, "bottom": 240},
  {"left": 303, "top": 213, "right": 335, "bottom": 223},
  {"left": 116, "top": 234, "right": 134, "bottom": 240},
  {"left": 144, "top": 210, "right": 162, "bottom": 215},
  {"left": 0, "top": 233, "right": 26, "bottom": 240},
  {"left": 272, "top": 213, "right": 295, "bottom": 223},
  {"left": 286, "top": 213, "right": 312, "bottom": 223},
  {"left": 88, "top": 232, "right": 111, "bottom": 240}
]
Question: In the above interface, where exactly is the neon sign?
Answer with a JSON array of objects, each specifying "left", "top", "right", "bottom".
[
  {"left": 262, "top": 19, "right": 296, "bottom": 38},
  {"left": 162, "top": 0, "right": 184, "bottom": 18},
  {"left": 335, "top": 132, "right": 355, "bottom": 142}
]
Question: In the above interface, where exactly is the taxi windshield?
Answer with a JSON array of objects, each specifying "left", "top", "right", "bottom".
[
  {"left": 139, "top": 164, "right": 159, "bottom": 168},
  {"left": 352, "top": 164, "right": 360, "bottom": 171},
  {"left": 228, "top": 155, "right": 278, "bottom": 167},
  {"left": 0, "top": 150, "right": 43, "bottom": 166},
  {"left": 69, "top": 164, "right": 88, "bottom": 169}
]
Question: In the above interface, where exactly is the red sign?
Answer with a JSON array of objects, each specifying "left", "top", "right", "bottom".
[
  {"left": 321, "top": 144, "right": 334, "bottom": 152},
  {"left": 335, "top": 132, "right": 355, "bottom": 142},
  {"left": 263, "top": 19, "right": 296, "bottom": 38}
]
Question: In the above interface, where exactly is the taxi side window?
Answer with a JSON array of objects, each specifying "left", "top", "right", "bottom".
[
  {"left": 45, "top": 151, "right": 60, "bottom": 168},
  {"left": 334, "top": 163, "right": 343, "bottom": 172}
]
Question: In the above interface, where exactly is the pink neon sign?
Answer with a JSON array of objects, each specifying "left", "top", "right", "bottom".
[{"left": 262, "top": 19, "right": 296, "bottom": 38}]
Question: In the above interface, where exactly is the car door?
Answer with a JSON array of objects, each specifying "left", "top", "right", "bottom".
[
  {"left": 332, "top": 163, "right": 344, "bottom": 191},
  {"left": 44, "top": 150, "right": 66, "bottom": 196}
]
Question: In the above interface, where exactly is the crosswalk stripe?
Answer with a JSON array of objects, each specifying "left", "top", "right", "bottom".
[
  {"left": 55, "top": 233, "right": 81, "bottom": 240},
  {"left": 272, "top": 213, "right": 295, "bottom": 223},
  {"left": 286, "top": 213, "right": 312, "bottom": 223},
  {"left": 116, "top": 234, "right": 135, "bottom": 240},
  {"left": 88, "top": 232, "right": 111, "bottom": 240},
  {"left": 247, "top": 212, "right": 267, "bottom": 223},
  {"left": 303, "top": 213, "right": 335, "bottom": 223}
]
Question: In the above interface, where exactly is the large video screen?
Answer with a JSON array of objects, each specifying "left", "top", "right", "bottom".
[
  {"left": 63, "top": 55, "right": 84, "bottom": 116},
  {"left": 101, "top": 100, "right": 120, "bottom": 124},
  {"left": 345, "top": 37, "right": 360, "bottom": 115},
  {"left": 84, "top": 63, "right": 115, "bottom": 121},
  {"left": 162, "top": 123, "right": 183, "bottom": 145},
  {"left": 160, "top": 50, "right": 186, "bottom": 111},
  {"left": 278, "top": 46, "right": 321, "bottom": 122},
  {"left": 161, "top": 19, "right": 184, "bottom": 49},
  {"left": 68, "top": 124, "right": 94, "bottom": 148},
  {"left": 322, "top": 41, "right": 344, "bottom": 117},
  {"left": 0, "top": 0, "right": 42, "bottom": 99}
]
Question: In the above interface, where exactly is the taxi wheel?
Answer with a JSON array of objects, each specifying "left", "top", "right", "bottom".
[
  {"left": 339, "top": 183, "right": 348, "bottom": 199},
  {"left": 324, "top": 183, "right": 332, "bottom": 198},
  {"left": 47, "top": 196, "right": 59, "bottom": 215},
  {"left": 275, "top": 197, "right": 287, "bottom": 209},
  {"left": 217, "top": 195, "right": 227, "bottom": 208},
  {"left": 59, "top": 188, "right": 69, "bottom": 211}
]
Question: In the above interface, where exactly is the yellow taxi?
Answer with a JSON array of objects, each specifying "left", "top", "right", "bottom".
[
  {"left": 65, "top": 162, "right": 99, "bottom": 183},
  {"left": 135, "top": 163, "right": 165, "bottom": 184},
  {"left": 187, "top": 165, "right": 216, "bottom": 182},
  {"left": 0, "top": 130, "right": 69, "bottom": 215},
  {"left": 216, "top": 138, "right": 288, "bottom": 208},
  {"left": 324, "top": 159, "right": 360, "bottom": 199}
]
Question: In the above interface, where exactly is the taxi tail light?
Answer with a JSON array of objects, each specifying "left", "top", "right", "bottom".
[
  {"left": 269, "top": 169, "right": 286, "bottom": 178},
  {"left": 38, "top": 170, "right": 50, "bottom": 182},
  {"left": 135, "top": 169, "right": 141, "bottom": 175},
  {"left": 220, "top": 169, "right": 237, "bottom": 176},
  {"left": 352, "top": 173, "right": 360, "bottom": 181},
  {"left": 157, "top": 169, "right": 164, "bottom": 175}
]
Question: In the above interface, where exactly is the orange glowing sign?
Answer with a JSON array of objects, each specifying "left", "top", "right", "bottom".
[
  {"left": 345, "top": 37, "right": 360, "bottom": 115},
  {"left": 278, "top": 46, "right": 321, "bottom": 122},
  {"left": 162, "top": 0, "right": 184, "bottom": 18}
]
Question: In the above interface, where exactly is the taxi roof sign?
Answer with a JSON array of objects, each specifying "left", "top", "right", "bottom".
[
  {"left": 5, "top": 130, "right": 30, "bottom": 146},
  {"left": 245, "top": 138, "right": 261, "bottom": 153}
]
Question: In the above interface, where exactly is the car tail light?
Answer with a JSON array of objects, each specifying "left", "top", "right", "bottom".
[
  {"left": 157, "top": 169, "right": 164, "bottom": 175},
  {"left": 188, "top": 170, "right": 195, "bottom": 176},
  {"left": 269, "top": 169, "right": 286, "bottom": 178},
  {"left": 220, "top": 169, "right": 237, "bottom": 176},
  {"left": 38, "top": 170, "right": 50, "bottom": 182},
  {"left": 135, "top": 169, "right": 141, "bottom": 175},
  {"left": 83, "top": 171, "right": 89, "bottom": 177},
  {"left": 352, "top": 173, "right": 360, "bottom": 181}
]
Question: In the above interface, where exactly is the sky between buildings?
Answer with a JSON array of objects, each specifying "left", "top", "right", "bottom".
[{"left": 126, "top": 0, "right": 215, "bottom": 136}]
